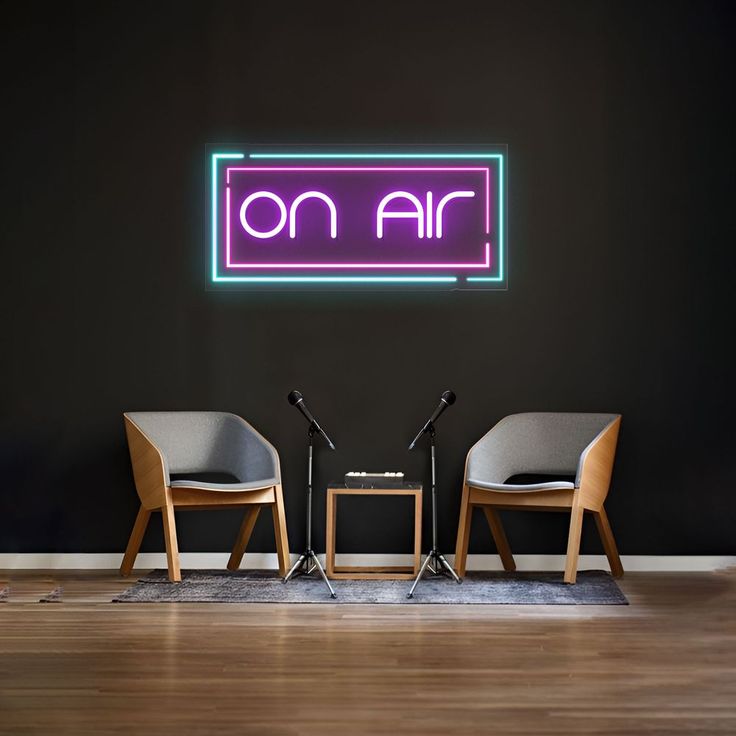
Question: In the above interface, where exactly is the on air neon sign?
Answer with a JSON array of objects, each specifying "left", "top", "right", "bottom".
[{"left": 207, "top": 146, "right": 507, "bottom": 289}]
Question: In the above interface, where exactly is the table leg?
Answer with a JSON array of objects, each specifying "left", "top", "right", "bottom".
[
  {"left": 326, "top": 489, "right": 336, "bottom": 577},
  {"left": 413, "top": 490, "right": 422, "bottom": 575}
]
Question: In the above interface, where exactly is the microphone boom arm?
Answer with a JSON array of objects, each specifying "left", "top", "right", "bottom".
[
  {"left": 308, "top": 418, "right": 336, "bottom": 450},
  {"left": 408, "top": 420, "right": 435, "bottom": 450}
]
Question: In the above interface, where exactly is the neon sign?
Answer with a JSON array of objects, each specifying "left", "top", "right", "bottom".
[{"left": 207, "top": 147, "right": 507, "bottom": 289}]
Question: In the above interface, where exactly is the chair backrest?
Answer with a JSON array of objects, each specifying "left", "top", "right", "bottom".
[
  {"left": 124, "top": 411, "right": 279, "bottom": 484},
  {"left": 466, "top": 412, "right": 620, "bottom": 487}
]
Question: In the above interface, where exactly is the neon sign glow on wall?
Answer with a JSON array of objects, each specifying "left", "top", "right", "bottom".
[{"left": 207, "top": 146, "right": 507, "bottom": 289}]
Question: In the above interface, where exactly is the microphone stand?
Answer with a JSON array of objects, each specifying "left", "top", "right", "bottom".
[
  {"left": 407, "top": 421, "right": 462, "bottom": 599},
  {"left": 282, "top": 422, "right": 337, "bottom": 598}
]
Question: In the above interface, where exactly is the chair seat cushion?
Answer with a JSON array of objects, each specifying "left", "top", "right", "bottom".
[
  {"left": 467, "top": 478, "right": 576, "bottom": 492},
  {"left": 170, "top": 477, "right": 278, "bottom": 492}
]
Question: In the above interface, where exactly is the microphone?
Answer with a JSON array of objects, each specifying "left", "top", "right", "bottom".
[
  {"left": 408, "top": 390, "right": 456, "bottom": 450},
  {"left": 287, "top": 390, "right": 336, "bottom": 450}
]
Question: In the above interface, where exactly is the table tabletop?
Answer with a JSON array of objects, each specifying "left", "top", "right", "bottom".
[{"left": 328, "top": 481, "right": 422, "bottom": 491}]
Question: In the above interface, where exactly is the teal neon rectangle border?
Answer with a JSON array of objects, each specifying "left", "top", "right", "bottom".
[{"left": 210, "top": 151, "right": 505, "bottom": 285}]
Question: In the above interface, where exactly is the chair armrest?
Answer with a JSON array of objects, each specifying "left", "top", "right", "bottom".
[
  {"left": 124, "top": 415, "right": 168, "bottom": 509},
  {"left": 576, "top": 416, "right": 621, "bottom": 511}
]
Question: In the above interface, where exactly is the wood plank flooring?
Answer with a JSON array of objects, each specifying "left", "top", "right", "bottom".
[{"left": 1, "top": 570, "right": 735, "bottom": 735}]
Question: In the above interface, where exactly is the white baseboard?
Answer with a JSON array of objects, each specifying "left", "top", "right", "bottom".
[{"left": 0, "top": 553, "right": 734, "bottom": 572}]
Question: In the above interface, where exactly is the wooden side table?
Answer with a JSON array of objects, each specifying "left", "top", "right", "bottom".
[{"left": 325, "top": 484, "right": 423, "bottom": 580}]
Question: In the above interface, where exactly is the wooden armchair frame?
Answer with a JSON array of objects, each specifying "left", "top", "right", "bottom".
[
  {"left": 120, "top": 414, "right": 290, "bottom": 583},
  {"left": 454, "top": 416, "right": 623, "bottom": 584}
]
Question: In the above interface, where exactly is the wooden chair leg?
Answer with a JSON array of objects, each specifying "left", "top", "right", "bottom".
[
  {"left": 161, "top": 500, "right": 181, "bottom": 583},
  {"left": 593, "top": 506, "right": 624, "bottom": 578},
  {"left": 120, "top": 505, "right": 151, "bottom": 577},
  {"left": 227, "top": 506, "right": 261, "bottom": 571},
  {"left": 272, "top": 484, "right": 290, "bottom": 577},
  {"left": 454, "top": 484, "right": 473, "bottom": 577},
  {"left": 564, "top": 500, "right": 585, "bottom": 584},
  {"left": 482, "top": 507, "right": 516, "bottom": 572}
]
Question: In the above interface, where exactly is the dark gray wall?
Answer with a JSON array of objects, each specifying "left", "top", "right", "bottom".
[{"left": 1, "top": 0, "right": 734, "bottom": 556}]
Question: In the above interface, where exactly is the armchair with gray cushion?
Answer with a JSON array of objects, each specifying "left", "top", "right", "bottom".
[
  {"left": 454, "top": 412, "right": 623, "bottom": 583},
  {"left": 120, "top": 411, "right": 290, "bottom": 582}
]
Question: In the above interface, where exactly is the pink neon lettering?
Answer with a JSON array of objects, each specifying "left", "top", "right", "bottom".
[
  {"left": 426, "top": 191, "right": 433, "bottom": 239},
  {"left": 376, "top": 192, "right": 425, "bottom": 239},
  {"left": 225, "top": 168, "right": 491, "bottom": 270},
  {"left": 376, "top": 190, "right": 475, "bottom": 239},
  {"left": 435, "top": 191, "right": 476, "bottom": 238},
  {"left": 240, "top": 191, "right": 288, "bottom": 238},
  {"left": 289, "top": 191, "right": 338, "bottom": 239}
]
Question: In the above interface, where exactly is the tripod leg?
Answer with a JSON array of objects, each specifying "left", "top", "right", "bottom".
[
  {"left": 309, "top": 552, "right": 337, "bottom": 599},
  {"left": 283, "top": 553, "right": 307, "bottom": 583},
  {"left": 438, "top": 553, "right": 462, "bottom": 584},
  {"left": 407, "top": 552, "right": 434, "bottom": 599}
]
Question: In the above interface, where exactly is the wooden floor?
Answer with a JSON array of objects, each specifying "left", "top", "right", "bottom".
[{"left": 1, "top": 570, "right": 735, "bottom": 735}]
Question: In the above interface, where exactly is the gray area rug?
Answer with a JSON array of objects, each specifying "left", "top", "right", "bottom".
[{"left": 113, "top": 570, "right": 627, "bottom": 605}]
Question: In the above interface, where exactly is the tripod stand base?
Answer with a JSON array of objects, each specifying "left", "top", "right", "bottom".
[
  {"left": 407, "top": 549, "right": 462, "bottom": 598},
  {"left": 283, "top": 549, "right": 337, "bottom": 598}
]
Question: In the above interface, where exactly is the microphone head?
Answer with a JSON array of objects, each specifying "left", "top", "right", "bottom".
[
  {"left": 287, "top": 390, "right": 303, "bottom": 405},
  {"left": 441, "top": 390, "right": 456, "bottom": 405}
]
